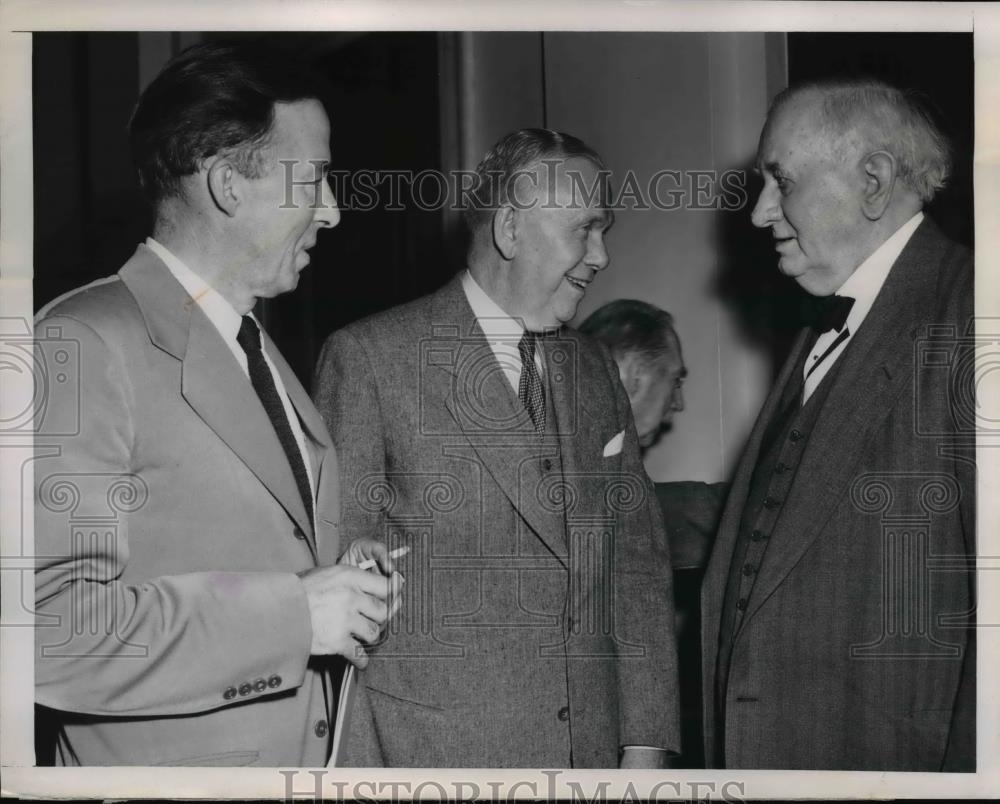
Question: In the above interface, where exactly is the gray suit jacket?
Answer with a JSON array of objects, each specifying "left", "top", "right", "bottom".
[
  {"left": 313, "top": 274, "right": 679, "bottom": 767},
  {"left": 34, "top": 245, "right": 342, "bottom": 766},
  {"left": 701, "top": 219, "right": 975, "bottom": 770}
]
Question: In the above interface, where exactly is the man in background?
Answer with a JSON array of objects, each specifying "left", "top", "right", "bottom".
[
  {"left": 314, "top": 128, "right": 679, "bottom": 768},
  {"left": 580, "top": 299, "right": 726, "bottom": 567},
  {"left": 701, "top": 79, "right": 975, "bottom": 770},
  {"left": 578, "top": 299, "right": 686, "bottom": 450},
  {"left": 33, "top": 42, "right": 398, "bottom": 766}
]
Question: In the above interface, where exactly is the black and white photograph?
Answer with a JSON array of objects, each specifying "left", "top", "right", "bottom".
[{"left": 2, "top": 0, "right": 998, "bottom": 800}]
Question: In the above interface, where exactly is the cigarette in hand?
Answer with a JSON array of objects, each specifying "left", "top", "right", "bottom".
[
  {"left": 357, "top": 546, "right": 409, "bottom": 572},
  {"left": 359, "top": 547, "right": 408, "bottom": 622}
]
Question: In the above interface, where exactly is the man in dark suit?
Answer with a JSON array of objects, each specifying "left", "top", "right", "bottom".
[
  {"left": 313, "top": 129, "right": 679, "bottom": 768},
  {"left": 701, "top": 79, "right": 975, "bottom": 770},
  {"left": 33, "top": 42, "right": 399, "bottom": 766}
]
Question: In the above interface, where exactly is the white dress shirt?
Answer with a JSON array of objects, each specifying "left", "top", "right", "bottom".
[
  {"left": 460, "top": 269, "right": 544, "bottom": 394},
  {"left": 145, "top": 238, "right": 316, "bottom": 516},
  {"left": 802, "top": 211, "right": 923, "bottom": 402}
]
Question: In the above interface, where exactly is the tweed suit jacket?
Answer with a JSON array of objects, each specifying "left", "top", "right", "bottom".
[
  {"left": 312, "top": 273, "right": 679, "bottom": 768},
  {"left": 34, "top": 245, "right": 342, "bottom": 766},
  {"left": 701, "top": 218, "right": 975, "bottom": 770}
]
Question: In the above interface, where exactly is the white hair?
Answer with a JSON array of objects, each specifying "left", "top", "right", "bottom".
[{"left": 772, "top": 79, "right": 952, "bottom": 203}]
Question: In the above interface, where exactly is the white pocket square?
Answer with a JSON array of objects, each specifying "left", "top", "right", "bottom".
[{"left": 602, "top": 430, "right": 625, "bottom": 457}]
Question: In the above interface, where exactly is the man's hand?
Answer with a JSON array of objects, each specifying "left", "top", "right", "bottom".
[
  {"left": 298, "top": 564, "right": 401, "bottom": 668},
  {"left": 339, "top": 538, "right": 402, "bottom": 574},
  {"left": 619, "top": 746, "right": 668, "bottom": 769},
  {"left": 339, "top": 539, "right": 408, "bottom": 623}
]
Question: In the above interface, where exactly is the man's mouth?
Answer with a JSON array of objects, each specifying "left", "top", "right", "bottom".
[
  {"left": 774, "top": 236, "right": 796, "bottom": 251},
  {"left": 565, "top": 275, "right": 592, "bottom": 292}
]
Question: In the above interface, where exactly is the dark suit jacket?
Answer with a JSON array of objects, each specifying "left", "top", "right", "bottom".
[
  {"left": 34, "top": 245, "right": 342, "bottom": 766},
  {"left": 700, "top": 219, "right": 975, "bottom": 770},
  {"left": 313, "top": 274, "right": 680, "bottom": 767}
]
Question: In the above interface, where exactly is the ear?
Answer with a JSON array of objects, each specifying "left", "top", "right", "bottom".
[
  {"left": 860, "top": 150, "right": 896, "bottom": 221},
  {"left": 206, "top": 156, "right": 240, "bottom": 217},
  {"left": 491, "top": 204, "right": 517, "bottom": 261}
]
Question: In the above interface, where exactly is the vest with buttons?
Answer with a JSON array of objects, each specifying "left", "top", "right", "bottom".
[{"left": 716, "top": 332, "right": 845, "bottom": 716}]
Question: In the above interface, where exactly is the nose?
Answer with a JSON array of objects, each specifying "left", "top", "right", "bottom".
[
  {"left": 314, "top": 177, "right": 341, "bottom": 229},
  {"left": 750, "top": 183, "right": 781, "bottom": 229},
  {"left": 587, "top": 231, "right": 610, "bottom": 272}
]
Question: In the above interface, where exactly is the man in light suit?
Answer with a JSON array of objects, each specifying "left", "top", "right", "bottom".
[
  {"left": 313, "top": 129, "right": 679, "bottom": 768},
  {"left": 702, "top": 79, "right": 975, "bottom": 770},
  {"left": 33, "top": 42, "right": 399, "bottom": 766}
]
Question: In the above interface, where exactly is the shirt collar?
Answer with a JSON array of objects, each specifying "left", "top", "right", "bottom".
[
  {"left": 145, "top": 237, "right": 244, "bottom": 345},
  {"left": 836, "top": 211, "right": 923, "bottom": 334},
  {"left": 460, "top": 269, "right": 525, "bottom": 339}
]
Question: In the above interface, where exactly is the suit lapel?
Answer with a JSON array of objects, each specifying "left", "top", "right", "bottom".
[
  {"left": 433, "top": 277, "right": 570, "bottom": 562},
  {"left": 742, "top": 219, "right": 943, "bottom": 626},
  {"left": 120, "top": 246, "right": 319, "bottom": 561},
  {"left": 262, "top": 333, "right": 340, "bottom": 560},
  {"left": 543, "top": 329, "right": 606, "bottom": 502}
]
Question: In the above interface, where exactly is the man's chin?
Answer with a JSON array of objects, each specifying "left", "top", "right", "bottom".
[{"left": 776, "top": 254, "right": 805, "bottom": 279}]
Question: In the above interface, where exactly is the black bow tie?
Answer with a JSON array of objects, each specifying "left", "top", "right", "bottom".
[{"left": 801, "top": 293, "right": 855, "bottom": 334}]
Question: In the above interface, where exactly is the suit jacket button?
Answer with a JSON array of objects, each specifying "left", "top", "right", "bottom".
[
  {"left": 238, "top": 682, "right": 252, "bottom": 696},
  {"left": 267, "top": 674, "right": 282, "bottom": 688},
  {"left": 557, "top": 706, "right": 570, "bottom": 722},
  {"left": 763, "top": 496, "right": 779, "bottom": 509},
  {"left": 223, "top": 686, "right": 237, "bottom": 700},
  {"left": 751, "top": 529, "right": 767, "bottom": 542},
  {"left": 253, "top": 678, "right": 267, "bottom": 692},
  {"left": 790, "top": 429, "right": 803, "bottom": 442},
  {"left": 315, "top": 719, "right": 329, "bottom": 738},
  {"left": 742, "top": 563, "right": 755, "bottom": 576},
  {"left": 774, "top": 461, "right": 787, "bottom": 474},
  {"left": 736, "top": 598, "right": 748, "bottom": 611},
  {"left": 293, "top": 526, "right": 306, "bottom": 540},
  {"left": 543, "top": 458, "right": 553, "bottom": 471}
]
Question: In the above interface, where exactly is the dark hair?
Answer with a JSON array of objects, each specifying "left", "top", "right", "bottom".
[
  {"left": 128, "top": 41, "right": 326, "bottom": 204},
  {"left": 769, "top": 78, "right": 951, "bottom": 203},
  {"left": 578, "top": 299, "right": 679, "bottom": 366},
  {"left": 463, "top": 128, "right": 606, "bottom": 235}
]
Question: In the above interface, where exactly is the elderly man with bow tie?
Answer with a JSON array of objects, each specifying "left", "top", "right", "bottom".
[{"left": 700, "top": 79, "right": 975, "bottom": 772}]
